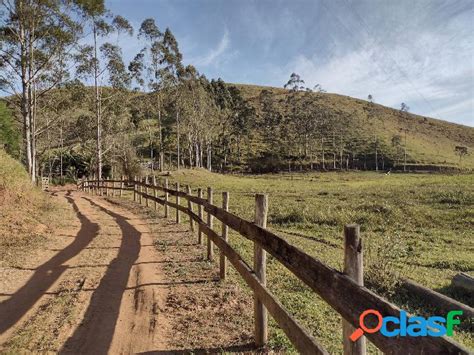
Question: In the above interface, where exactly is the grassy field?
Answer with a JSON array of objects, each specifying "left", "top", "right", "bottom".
[{"left": 160, "top": 168, "right": 473, "bottom": 353}]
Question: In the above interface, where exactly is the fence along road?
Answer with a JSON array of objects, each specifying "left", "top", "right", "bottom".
[{"left": 79, "top": 177, "right": 470, "bottom": 355}]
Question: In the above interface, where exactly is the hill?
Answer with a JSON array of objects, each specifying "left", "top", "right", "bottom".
[
  {"left": 230, "top": 83, "right": 474, "bottom": 169},
  {"left": 19, "top": 81, "right": 474, "bottom": 180},
  {"left": 0, "top": 150, "right": 71, "bottom": 266}
]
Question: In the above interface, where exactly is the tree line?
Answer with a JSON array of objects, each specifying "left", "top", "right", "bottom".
[{"left": 2, "top": 1, "right": 465, "bottom": 181}]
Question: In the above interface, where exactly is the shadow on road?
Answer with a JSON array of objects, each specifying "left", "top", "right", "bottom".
[
  {"left": 137, "top": 342, "right": 256, "bottom": 354},
  {"left": 60, "top": 197, "right": 141, "bottom": 354},
  {"left": 0, "top": 191, "right": 99, "bottom": 336}
]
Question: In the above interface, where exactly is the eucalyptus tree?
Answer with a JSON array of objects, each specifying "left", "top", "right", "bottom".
[
  {"left": 177, "top": 66, "right": 218, "bottom": 170},
  {"left": 129, "top": 19, "right": 163, "bottom": 169},
  {"left": 0, "top": 0, "right": 87, "bottom": 181},
  {"left": 284, "top": 73, "right": 306, "bottom": 91},
  {"left": 259, "top": 89, "right": 283, "bottom": 155},
  {"left": 74, "top": 11, "right": 133, "bottom": 179},
  {"left": 130, "top": 20, "right": 182, "bottom": 170},
  {"left": 227, "top": 85, "right": 254, "bottom": 167}
]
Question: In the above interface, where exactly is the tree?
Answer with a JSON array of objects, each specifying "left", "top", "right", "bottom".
[
  {"left": 74, "top": 11, "right": 133, "bottom": 179},
  {"left": 130, "top": 19, "right": 182, "bottom": 171},
  {"left": 391, "top": 135, "right": 403, "bottom": 166},
  {"left": 454, "top": 146, "right": 468, "bottom": 166},
  {"left": 284, "top": 73, "right": 306, "bottom": 92},
  {"left": 0, "top": 100, "right": 19, "bottom": 156},
  {"left": 313, "top": 84, "right": 326, "bottom": 93},
  {"left": 400, "top": 102, "right": 410, "bottom": 116},
  {"left": 0, "top": 0, "right": 86, "bottom": 181}
]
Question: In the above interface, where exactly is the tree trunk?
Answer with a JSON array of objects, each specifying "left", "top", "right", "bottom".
[
  {"left": 195, "top": 142, "right": 200, "bottom": 168},
  {"left": 176, "top": 111, "right": 180, "bottom": 170},
  {"left": 93, "top": 24, "right": 102, "bottom": 180},
  {"left": 188, "top": 134, "right": 193, "bottom": 168},
  {"left": 321, "top": 137, "right": 325, "bottom": 170},
  {"left": 158, "top": 108, "right": 164, "bottom": 172},
  {"left": 374, "top": 136, "right": 378, "bottom": 171},
  {"left": 206, "top": 141, "right": 212, "bottom": 171},
  {"left": 29, "top": 18, "right": 37, "bottom": 183},
  {"left": 60, "top": 126, "right": 63, "bottom": 183},
  {"left": 404, "top": 132, "right": 407, "bottom": 172},
  {"left": 199, "top": 141, "right": 203, "bottom": 168},
  {"left": 19, "top": 10, "right": 33, "bottom": 181}
]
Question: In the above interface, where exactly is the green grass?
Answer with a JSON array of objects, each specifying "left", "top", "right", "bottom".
[
  {"left": 163, "top": 168, "right": 473, "bottom": 353},
  {"left": 0, "top": 149, "right": 72, "bottom": 267}
]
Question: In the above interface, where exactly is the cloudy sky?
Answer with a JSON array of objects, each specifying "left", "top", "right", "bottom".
[{"left": 107, "top": 0, "right": 474, "bottom": 126}]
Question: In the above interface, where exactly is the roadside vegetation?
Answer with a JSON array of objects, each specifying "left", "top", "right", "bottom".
[{"left": 0, "top": 149, "right": 72, "bottom": 267}]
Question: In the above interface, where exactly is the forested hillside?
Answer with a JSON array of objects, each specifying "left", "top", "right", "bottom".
[
  {"left": 8, "top": 80, "right": 472, "bottom": 180},
  {"left": 233, "top": 83, "right": 474, "bottom": 172}
]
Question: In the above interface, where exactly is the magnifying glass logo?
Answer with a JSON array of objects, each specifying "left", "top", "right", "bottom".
[{"left": 350, "top": 309, "right": 383, "bottom": 341}]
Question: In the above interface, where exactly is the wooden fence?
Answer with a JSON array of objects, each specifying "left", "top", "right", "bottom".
[{"left": 77, "top": 177, "right": 469, "bottom": 355}]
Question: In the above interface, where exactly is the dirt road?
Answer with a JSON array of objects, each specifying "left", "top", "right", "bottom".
[{"left": 0, "top": 189, "right": 252, "bottom": 353}]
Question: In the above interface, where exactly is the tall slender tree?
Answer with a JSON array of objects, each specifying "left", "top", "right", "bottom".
[
  {"left": 74, "top": 11, "right": 132, "bottom": 179},
  {"left": 130, "top": 21, "right": 182, "bottom": 170},
  {"left": 0, "top": 0, "right": 86, "bottom": 181}
]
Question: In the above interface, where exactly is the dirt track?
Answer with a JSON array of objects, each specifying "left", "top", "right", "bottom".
[{"left": 0, "top": 189, "right": 253, "bottom": 353}]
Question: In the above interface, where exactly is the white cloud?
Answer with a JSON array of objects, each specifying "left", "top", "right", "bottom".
[
  {"left": 277, "top": 24, "right": 474, "bottom": 126},
  {"left": 193, "top": 29, "right": 230, "bottom": 67}
]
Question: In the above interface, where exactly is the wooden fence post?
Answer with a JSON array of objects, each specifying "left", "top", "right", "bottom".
[
  {"left": 176, "top": 182, "right": 180, "bottom": 223},
  {"left": 254, "top": 193, "right": 268, "bottom": 347},
  {"left": 186, "top": 185, "right": 194, "bottom": 232},
  {"left": 220, "top": 191, "right": 229, "bottom": 279},
  {"left": 133, "top": 176, "right": 137, "bottom": 202},
  {"left": 197, "top": 188, "right": 203, "bottom": 244},
  {"left": 153, "top": 176, "right": 158, "bottom": 211},
  {"left": 139, "top": 177, "right": 143, "bottom": 204},
  {"left": 207, "top": 187, "right": 214, "bottom": 260},
  {"left": 120, "top": 176, "right": 124, "bottom": 198},
  {"left": 343, "top": 224, "right": 365, "bottom": 355},
  {"left": 164, "top": 178, "right": 169, "bottom": 218},
  {"left": 145, "top": 176, "right": 149, "bottom": 207}
]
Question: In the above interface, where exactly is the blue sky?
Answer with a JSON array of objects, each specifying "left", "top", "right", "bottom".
[{"left": 107, "top": 0, "right": 474, "bottom": 126}]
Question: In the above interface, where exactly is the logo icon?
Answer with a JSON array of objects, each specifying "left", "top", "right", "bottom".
[{"left": 350, "top": 309, "right": 463, "bottom": 341}]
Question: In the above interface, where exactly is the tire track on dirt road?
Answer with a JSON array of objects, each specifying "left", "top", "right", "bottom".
[
  {"left": 1, "top": 188, "right": 253, "bottom": 353},
  {"left": 60, "top": 196, "right": 168, "bottom": 354},
  {"left": 0, "top": 191, "right": 99, "bottom": 342},
  {"left": 1, "top": 190, "right": 170, "bottom": 353}
]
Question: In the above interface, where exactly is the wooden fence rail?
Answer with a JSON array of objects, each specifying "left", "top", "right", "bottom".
[{"left": 77, "top": 178, "right": 470, "bottom": 355}]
